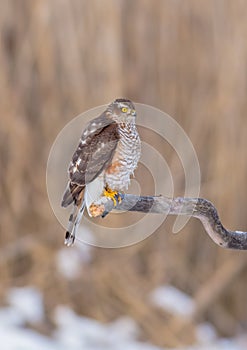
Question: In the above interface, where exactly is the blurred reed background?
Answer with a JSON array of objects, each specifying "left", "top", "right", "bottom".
[{"left": 0, "top": 0, "right": 247, "bottom": 348}]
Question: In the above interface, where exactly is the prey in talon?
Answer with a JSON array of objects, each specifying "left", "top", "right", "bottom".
[{"left": 61, "top": 98, "right": 141, "bottom": 246}]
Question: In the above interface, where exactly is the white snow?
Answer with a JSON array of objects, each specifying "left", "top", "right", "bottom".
[
  {"left": 149, "top": 285, "right": 195, "bottom": 317},
  {"left": 195, "top": 322, "right": 217, "bottom": 344},
  {"left": 0, "top": 285, "right": 246, "bottom": 350},
  {"left": 53, "top": 306, "right": 141, "bottom": 349},
  {"left": 0, "top": 307, "right": 25, "bottom": 327},
  {"left": 7, "top": 287, "right": 44, "bottom": 324},
  {"left": 0, "top": 327, "right": 61, "bottom": 350}
]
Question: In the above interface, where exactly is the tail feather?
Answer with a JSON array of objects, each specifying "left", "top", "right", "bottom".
[
  {"left": 61, "top": 186, "right": 73, "bottom": 207},
  {"left": 61, "top": 183, "right": 84, "bottom": 207},
  {"left": 62, "top": 183, "right": 85, "bottom": 246},
  {"left": 64, "top": 200, "right": 85, "bottom": 246}
]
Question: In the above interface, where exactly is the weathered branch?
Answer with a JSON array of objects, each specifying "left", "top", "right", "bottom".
[{"left": 94, "top": 194, "right": 247, "bottom": 250}]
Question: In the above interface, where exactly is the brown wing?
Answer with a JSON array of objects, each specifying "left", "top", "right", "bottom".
[{"left": 61, "top": 113, "right": 120, "bottom": 207}]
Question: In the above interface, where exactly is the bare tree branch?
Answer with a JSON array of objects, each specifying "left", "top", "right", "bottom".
[{"left": 94, "top": 194, "right": 247, "bottom": 250}]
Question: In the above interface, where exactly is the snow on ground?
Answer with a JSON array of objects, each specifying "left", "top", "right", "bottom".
[
  {"left": 0, "top": 286, "right": 246, "bottom": 350},
  {"left": 149, "top": 285, "right": 195, "bottom": 317},
  {"left": 7, "top": 287, "right": 44, "bottom": 324}
]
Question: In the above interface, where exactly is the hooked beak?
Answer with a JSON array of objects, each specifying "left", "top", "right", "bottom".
[{"left": 128, "top": 109, "right": 136, "bottom": 116}]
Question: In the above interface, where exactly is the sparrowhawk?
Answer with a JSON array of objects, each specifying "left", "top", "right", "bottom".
[{"left": 61, "top": 98, "right": 141, "bottom": 246}]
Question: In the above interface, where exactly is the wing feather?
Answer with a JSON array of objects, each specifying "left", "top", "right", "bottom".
[{"left": 61, "top": 113, "right": 119, "bottom": 207}]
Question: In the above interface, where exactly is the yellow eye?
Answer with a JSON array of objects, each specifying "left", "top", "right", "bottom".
[{"left": 121, "top": 107, "right": 128, "bottom": 113}]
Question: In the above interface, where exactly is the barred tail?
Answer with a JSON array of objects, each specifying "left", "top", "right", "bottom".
[
  {"left": 61, "top": 183, "right": 84, "bottom": 208},
  {"left": 64, "top": 200, "right": 85, "bottom": 246}
]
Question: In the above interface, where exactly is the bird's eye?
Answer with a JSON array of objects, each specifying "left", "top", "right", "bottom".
[{"left": 121, "top": 107, "right": 128, "bottom": 113}]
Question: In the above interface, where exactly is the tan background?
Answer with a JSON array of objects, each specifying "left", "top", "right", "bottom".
[{"left": 0, "top": 0, "right": 247, "bottom": 347}]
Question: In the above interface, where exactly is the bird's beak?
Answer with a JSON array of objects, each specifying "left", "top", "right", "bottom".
[{"left": 129, "top": 109, "right": 136, "bottom": 116}]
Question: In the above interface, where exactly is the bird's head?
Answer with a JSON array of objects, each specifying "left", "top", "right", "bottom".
[{"left": 106, "top": 98, "right": 137, "bottom": 122}]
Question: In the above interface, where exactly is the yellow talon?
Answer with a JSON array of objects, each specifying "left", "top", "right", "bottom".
[
  {"left": 118, "top": 195, "right": 122, "bottom": 204},
  {"left": 103, "top": 186, "right": 121, "bottom": 206}
]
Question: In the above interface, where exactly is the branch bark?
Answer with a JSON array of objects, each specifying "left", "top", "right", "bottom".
[{"left": 94, "top": 194, "right": 247, "bottom": 250}]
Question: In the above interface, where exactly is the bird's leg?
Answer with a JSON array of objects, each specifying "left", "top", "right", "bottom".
[
  {"left": 103, "top": 185, "right": 123, "bottom": 206},
  {"left": 88, "top": 187, "right": 124, "bottom": 218}
]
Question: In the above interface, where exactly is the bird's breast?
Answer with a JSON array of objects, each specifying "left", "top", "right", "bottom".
[{"left": 105, "top": 123, "right": 141, "bottom": 191}]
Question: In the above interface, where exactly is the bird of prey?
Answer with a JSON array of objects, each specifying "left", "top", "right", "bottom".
[{"left": 61, "top": 98, "right": 141, "bottom": 246}]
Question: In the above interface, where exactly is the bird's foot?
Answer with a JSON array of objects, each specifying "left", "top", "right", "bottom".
[{"left": 103, "top": 186, "right": 122, "bottom": 206}]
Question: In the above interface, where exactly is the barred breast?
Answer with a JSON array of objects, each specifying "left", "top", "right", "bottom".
[{"left": 105, "top": 122, "right": 141, "bottom": 191}]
